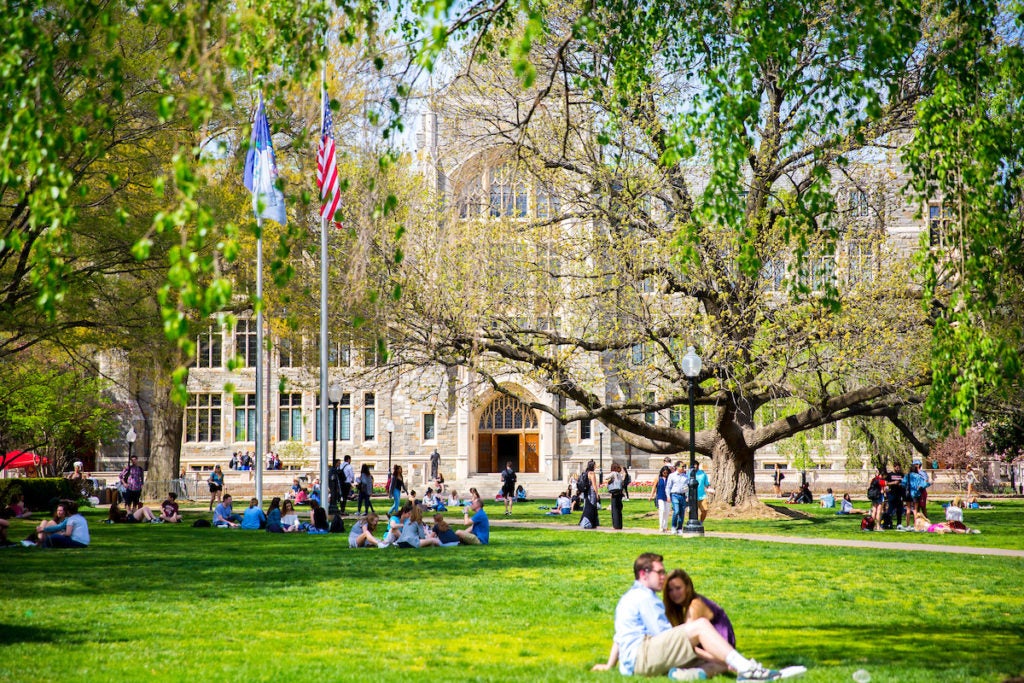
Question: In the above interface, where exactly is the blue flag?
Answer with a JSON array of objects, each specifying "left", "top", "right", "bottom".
[{"left": 243, "top": 95, "right": 287, "bottom": 225}]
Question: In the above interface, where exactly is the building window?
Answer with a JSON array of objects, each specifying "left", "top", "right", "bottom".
[
  {"left": 849, "top": 189, "right": 871, "bottom": 217},
  {"left": 645, "top": 392, "right": 657, "bottom": 426},
  {"left": 631, "top": 344, "right": 645, "bottom": 366},
  {"left": 423, "top": 413, "right": 436, "bottom": 441},
  {"left": 669, "top": 407, "right": 683, "bottom": 429},
  {"left": 580, "top": 419, "right": 592, "bottom": 441},
  {"left": 278, "top": 339, "right": 301, "bottom": 368},
  {"left": 278, "top": 393, "right": 302, "bottom": 441},
  {"left": 315, "top": 395, "right": 336, "bottom": 442},
  {"left": 185, "top": 394, "right": 222, "bottom": 442},
  {"left": 195, "top": 327, "right": 222, "bottom": 368},
  {"left": 799, "top": 255, "right": 835, "bottom": 292},
  {"left": 364, "top": 392, "right": 376, "bottom": 441},
  {"left": 929, "top": 202, "right": 952, "bottom": 248},
  {"left": 761, "top": 258, "right": 786, "bottom": 292},
  {"left": 845, "top": 240, "right": 876, "bottom": 286},
  {"left": 536, "top": 184, "right": 561, "bottom": 219},
  {"left": 234, "top": 394, "right": 257, "bottom": 442},
  {"left": 489, "top": 163, "right": 528, "bottom": 218},
  {"left": 235, "top": 319, "right": 258, "bottom": 368},
  {"left": 339, "top": 393, "right": 351, "bottom": 441}
]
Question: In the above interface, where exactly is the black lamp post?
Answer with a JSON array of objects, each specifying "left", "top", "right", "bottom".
[
  {"left": 327, "top": 384, "right": 342, "bottom": 513},
  {"left": 126, "top": 425, "right": 137, "bottom": 461},
  {"left": 596, "top": 421, "right": 606, "bottom": 487},
  {"left": 386, "top": 419, "right": 395, "bottom": 474},
  {"left": 681, "top": 346, "right": 704, "bottom": 536}
]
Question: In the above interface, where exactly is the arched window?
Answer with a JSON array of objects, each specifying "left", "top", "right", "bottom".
[{"left": 478, "top": 394, "right": 538, "bottom": 430}]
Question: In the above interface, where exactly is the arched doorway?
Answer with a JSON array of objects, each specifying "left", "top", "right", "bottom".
[{"left": 476, "top": 394, "right": 540, "bottom": 474}]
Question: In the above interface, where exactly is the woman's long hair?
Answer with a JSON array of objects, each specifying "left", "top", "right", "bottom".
[{"left": 663, "top": 569, "right": 697, "bottom": 627}]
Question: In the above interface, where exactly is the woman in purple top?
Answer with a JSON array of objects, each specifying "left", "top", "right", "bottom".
[{"left": 663, "top": 569, "right": 735, "bottom": 647}]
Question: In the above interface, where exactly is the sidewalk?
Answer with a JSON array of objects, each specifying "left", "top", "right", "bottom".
[{"left": 491, "top": 520, "right": 1024, "bottom": 558}]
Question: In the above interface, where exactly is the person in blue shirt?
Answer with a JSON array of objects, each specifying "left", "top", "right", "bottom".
[
  {"left": 607, "top": 552, "right": 804, "bottom": 681},
  {"left": 240, "top": 497, "right": 267, "bottom": 529},
  {"left": 455, "top": 497, "right": 489, "bottom": 545},
  {"left": 819, "top": 489, "right": 836, "bottom": 509},
  {"left": 691, "top": 463, "right": 712, "bottom": 522}
]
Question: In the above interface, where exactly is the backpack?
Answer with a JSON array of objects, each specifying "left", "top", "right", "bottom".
[
  {"left": 623, "top": 471, "right": 632, "bottom": 487},
  {"left": 329, "top": 514, "right": 345, "bottom": 534},
  {"left": 867, "top": 479, "right": 882, "bottom": 501},
  {"left": 192, "top": 519, "right": 211, "bottom": 528},
  {"left": 861, "top": 516, "right": 874, "bottom": 531},
  {"left": 577, "top": 472, "right": 590, "bottom": 495}
]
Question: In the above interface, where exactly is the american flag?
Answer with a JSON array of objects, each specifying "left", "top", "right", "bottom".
[{"left": 316, "top": 90, "right": 342, "bottom": 228}]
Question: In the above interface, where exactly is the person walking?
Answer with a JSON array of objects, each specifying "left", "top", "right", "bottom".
[
  {"left": 692, "top": 463, "right": 712, "bottom": 522},
  {"left": 357, "top": 464, "right": 375, "bottom": 515},
  {"left": 606, "top": 462, "right": 625, "bottom": 529},
  {"left": 579, "top": 459, "right": 600, "bottom": 529},
  {"left": 501, "top": 461, "right": 517, "bottom": 516},
  {"left": 208, "top": 465, "right": 225, "bottom": 511},
  {"left": 666, "top": 461, "right": 688, "bottom": 534},
  {"left": 388, "top": 465, "right": 407, "bottom": 516},
  {"left": 339, "top": 455, "right": 355, "bottom": 515},
  {"left": 649, "top": 465, "right": 671, "bottom": 533}
]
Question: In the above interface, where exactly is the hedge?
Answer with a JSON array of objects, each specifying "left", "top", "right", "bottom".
[{"left": 0, "top": 478, "right": 88, "bottom": 513}]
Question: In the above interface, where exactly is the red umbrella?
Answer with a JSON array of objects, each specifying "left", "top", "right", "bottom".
[{"left": 1, "top": 450, "right": 48, "bottom": 471}]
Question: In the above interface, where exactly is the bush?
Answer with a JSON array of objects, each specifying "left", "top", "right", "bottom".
[{"left": 0, "top": 478, "right": 83, "bottom": 513}]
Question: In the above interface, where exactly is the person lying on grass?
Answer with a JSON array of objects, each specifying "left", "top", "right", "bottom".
[
  {"left": 594, "top": 568, "right": 735, "bottom": 678},
  {"left": 108, "top": 501, "right": 160, "bottom": 523},
  {"left": 598, "top": 552, "right": 805, "bottom": 681},
  {"left": 836, "top": 493, "right": 866, "bottom": 515}
]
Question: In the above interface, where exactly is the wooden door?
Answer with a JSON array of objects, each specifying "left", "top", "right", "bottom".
[
  {"left": 477, "top": 435, "right": 493, "bottom": 474},
  {"left": 524, "top": 433, "right": 539, "bottom": 473}
]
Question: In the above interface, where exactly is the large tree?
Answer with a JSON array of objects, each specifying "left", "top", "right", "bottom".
[{"left": 378, "top": 1, "right": 969, "bottom": 507}]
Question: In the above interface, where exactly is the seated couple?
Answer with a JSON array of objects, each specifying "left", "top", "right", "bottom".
[
  {"left": 545, "top": 492, "right": 573, "bottom": 516},
  {"left": 595, "top": 553, "right": 805, "bottom": 681}
]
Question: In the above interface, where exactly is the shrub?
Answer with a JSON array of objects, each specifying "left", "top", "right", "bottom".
[{"left": 0, "top": 478, "right": 83, "bottom": 513}]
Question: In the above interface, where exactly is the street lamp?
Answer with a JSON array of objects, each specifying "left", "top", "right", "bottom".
[
  {"left": 385, "top": 419, "right": 395, "bottom": 475},
  {"left": 327, "top": 383, "right": 343, "bottom": 513},
  {"left": 681, "top": 346, "right": 704, "bottom": 536},
  {"left": 126, "top": 425, "right": 137, "bottom": 460},
  {"left": 595, "top": 421, "right": 606, "bottom": 487}
]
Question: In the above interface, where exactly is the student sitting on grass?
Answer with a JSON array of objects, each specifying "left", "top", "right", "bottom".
[
  {"left": 594, "top": 567, "right": 736, "bottom": 677},
  {"left": 598, "top": 552, "right": 805, "bottom": 681},
  {"left": 108, "top": 501, "right": 161, "bottom": 524},
  {"left": 265, "top": 497, "right": 282, "bottom": 532},
  {"left": 279, "top": 499, "right": 300, "bottom": 532},
  {"left": 836, "top": 493, "right": 865, "bottom": 515},
  {"left": 23, "top": 504, "right": 68, "bottom": 545},
  {"left": 5, "top": 493, "right": 33, "bottom": 519},
  {"left": 432, "top": 513, "right": 460, "bottom": 546},
  {"left": 213, "top": 495, "right": 241, "bottom": 528},
  {"left": 819, "top": 489, "right": 835, "bottom": 509},
  {"left": 240, "top": 497, "right": 267, "bottom": 530},
  {"left": 40, "top": 500, "right": 90, "bottom": 549},
  {"left": 160, "top": 492, "right": 182, "bottom": 523},
  {"left": 545, "top": 492, "right": 572, "bottom": 515},
  {"left": 395, "top": 504, "right": 441, "bottom": 548},
  {"left": 348, "top": 513, "right": 381, "bottom": 547}
]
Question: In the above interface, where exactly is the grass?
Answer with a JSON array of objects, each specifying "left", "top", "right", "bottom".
[
  {"left": 514, "top": 496, "right": 1024, "bottom": 551},
  {"left": 1, "top": 501, "right": 1022, "bottom": 682}
]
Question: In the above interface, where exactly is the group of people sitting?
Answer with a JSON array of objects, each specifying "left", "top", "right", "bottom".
[
  {"left": 105, "top": 492, "right": 183, "bottom": 524},
  {"left": 817, "top": 484, "right": 979, "bottom": 534},
  {"left": 208, "top": 490, "right": 492, "bottom": 546},
  {"left": 18, "top": 499, "right": 91, "bottom": 548}
]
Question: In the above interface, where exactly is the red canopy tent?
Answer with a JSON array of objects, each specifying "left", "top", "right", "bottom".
[{"left": 1, "top": 450, "right": 48, "bottom": 471}]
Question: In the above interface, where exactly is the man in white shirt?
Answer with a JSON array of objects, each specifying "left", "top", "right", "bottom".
[
  {"left": 665, "top": 462, "right": 688, "bottom": 534},
  {"left": 613, "top": 552, "right": 804, "bottom": 681}
]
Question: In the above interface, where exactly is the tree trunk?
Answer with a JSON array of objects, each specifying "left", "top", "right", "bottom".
[
  {"left": 708, "top": 437, "right": 760, "bottom": 509},
  {"left": 141, "top": 359, "right": 183, "bottom": 502}
]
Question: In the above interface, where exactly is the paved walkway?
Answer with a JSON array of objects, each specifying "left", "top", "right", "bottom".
[{"left": 492, "top": 520, "right": 1024, "bottom": 558}]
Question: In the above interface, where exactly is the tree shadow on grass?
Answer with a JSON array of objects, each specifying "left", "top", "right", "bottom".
[{"left": 0, "top": 623, "right": 70, "bottom": 645}]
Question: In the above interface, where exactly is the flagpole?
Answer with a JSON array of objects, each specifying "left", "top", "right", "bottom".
[
  {"left": 256, "top": 218, "right": 264, "bottom": 504},
  {"left": 318, "top": 66, "right": 331, "bottom": 514}
]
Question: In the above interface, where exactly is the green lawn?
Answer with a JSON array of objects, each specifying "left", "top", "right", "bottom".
[
  {"left": 514, "top": 496, "right": 1024, "bottom": 551},
  {"left": 1, "top": 503, "right": 1022, "bottom": 682}
]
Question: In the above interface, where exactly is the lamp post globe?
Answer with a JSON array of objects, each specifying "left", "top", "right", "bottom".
[
  {"left": 126, "top": 425, "right": 137, "bottom": 460},
  {"left": 681, "top": 347, "right": 704, "bottom": 536}
]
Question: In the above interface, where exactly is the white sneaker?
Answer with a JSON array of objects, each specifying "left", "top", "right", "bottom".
[
  {"left": 737, "top": 661, "right": 782, "bottom": 681},
  {"left": 778, "top": 665, "right": 807, "bottom": 679},
  {"left": 21, "top": 540, "right": 35, "bottom": 547},
  {"left": 668, "top": 667, "right": 707, "bottom": 681}
]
